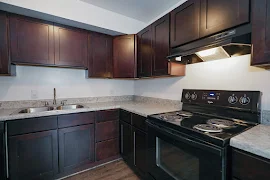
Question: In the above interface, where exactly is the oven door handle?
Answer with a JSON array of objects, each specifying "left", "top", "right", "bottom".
[{"left": 147, "top": 121, "right": 223, "bottom": 156}]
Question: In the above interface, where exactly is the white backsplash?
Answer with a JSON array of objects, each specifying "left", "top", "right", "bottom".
[
  {"left": 135, "top": 54, "right": 270, "bottom": 111},
  {"left": 0, "top": 66, "right": 134, "bottom": 101}
]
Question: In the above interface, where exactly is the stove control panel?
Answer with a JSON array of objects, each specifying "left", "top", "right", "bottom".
[{"left": 182, "top": 89, "right": 261, "bottom": 111}]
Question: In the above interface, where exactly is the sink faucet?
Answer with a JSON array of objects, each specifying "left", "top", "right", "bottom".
[{"left": 53, "top": 88, "right": 57, "bottom": 105}]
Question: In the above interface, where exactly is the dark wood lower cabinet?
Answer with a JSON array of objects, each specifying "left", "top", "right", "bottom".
[
  {"left": 120, "top": 120, "right": 133, "bottom": 165},
  {"left": 0, "top": 123, "right": 5, "bottom": 180},
  {"left": 96, "top": 138, "right": 119, "bottom": 161},
  {"left": 58, "top": 124, "right": 95, "bottom": 173},
  {"left": 133, "top": 127, "right": 147, "bottom": 175},
  {"left": 232, "top": 148, "right": 270, "bottom": 180},
  {"left": 9, "top": 130, "right": 58, "bottom": 180}
]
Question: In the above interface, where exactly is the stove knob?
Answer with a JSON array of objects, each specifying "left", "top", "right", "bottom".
[
  {"left": 191, "top": 93, "right": 197, "bottom": 100},
  {"left": 239, "top": 95, "right": 250, "bottom": 105},
  {"left": 228, "top": 95, "right": 238, "bottom": 104},
  {"left": 185, "top": 92, "right": 191, "bottom": 100}
]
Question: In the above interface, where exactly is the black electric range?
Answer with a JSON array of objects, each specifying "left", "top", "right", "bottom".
[{"left": 146, "top": 89, "right": 261, "bottom": 180}]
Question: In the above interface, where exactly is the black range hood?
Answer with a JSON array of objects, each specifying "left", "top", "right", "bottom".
[{"left": 168, "top": 24, "right": 251, "bottom": 64}]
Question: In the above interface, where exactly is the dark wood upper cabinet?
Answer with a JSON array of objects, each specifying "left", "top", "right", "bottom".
[
  {"left": 54, "top": 25, "right": 88, "bottom": 68},
  {"left": 58, "top": 124, "right": 95, "bottom": 173},
  {"left": 251, "top": 0, "right": 270, "bottom": 67},
  {"left": 88, "top": 33, "right": 113, "bottom": 78},
  {"left": 113, "top": 34, "right": 137, "bottom": 78},
  {"left": 137, "top": 26, "right": 152, "bottom": 77},
  {"left": 9, "top": 130, "right": 58, "bottom": 180},
  {"left": 200, "top": 0, "right": 250, "bottom": 38},
  {"left": 152, "top": 14, "right": 170, "bottom": 76},
  {"left": 170, "top": 0, "right": 200, "bottom": 47},
  {"left": 0, "top": 12, "right": 15, "bottom": 76},
  {"left": 9, "top": 15, "right": 54, "bottom": 66}
]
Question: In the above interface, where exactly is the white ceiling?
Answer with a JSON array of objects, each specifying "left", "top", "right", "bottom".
[{"left": 80, "top": 0, "right": 182, "bottom": 23}]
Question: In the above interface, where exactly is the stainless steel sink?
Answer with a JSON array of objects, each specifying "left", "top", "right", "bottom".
[
  {"left": 56, "top": 105, "right": 84, "bottom": 110},
  {"left": 17, "top": 107, "right": 55, "bottom": 114}
]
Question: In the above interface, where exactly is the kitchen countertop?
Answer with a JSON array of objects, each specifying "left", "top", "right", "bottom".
[
  {"left": 0, "top": 101, "right": 180, "bottom": 122},
  {"left": 230, "top": 124, "right": 270, "bottom": 159}
]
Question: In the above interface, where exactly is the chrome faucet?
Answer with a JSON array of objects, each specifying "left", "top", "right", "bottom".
[{"left": 53, "top": 88, "right": 57, "bottom": 105}]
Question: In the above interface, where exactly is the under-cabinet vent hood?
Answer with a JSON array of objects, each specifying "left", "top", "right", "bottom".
[{"left": 168, "top": 24, "right": 251, "bottom": 64}]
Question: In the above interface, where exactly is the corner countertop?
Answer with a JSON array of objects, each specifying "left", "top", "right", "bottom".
[
  {"left": 0, "top": 101, "right": 180, "bottom": 122},
  {"left": 230, "top": 124, "right": 270, "bottom": 159}
]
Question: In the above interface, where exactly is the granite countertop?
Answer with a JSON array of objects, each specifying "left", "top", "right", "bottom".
[
  {"left": 230, "top": 124, "right": 270, "bottom": 159},
  {"left": 0, "top": 101, "right": 180, "bottom": 121}
]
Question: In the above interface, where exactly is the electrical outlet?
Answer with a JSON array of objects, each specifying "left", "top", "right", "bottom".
[{"left": 31, "top": 90, "right": 38, "bottom": 99}]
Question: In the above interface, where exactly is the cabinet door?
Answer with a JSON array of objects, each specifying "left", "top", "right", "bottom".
[
  {"left": 251, "top": 0, "right": 270, "bottom": 66},
  {"left": 0, "top": 123, "right": 5, "bottom": 180},
  {"left": 200, "top": 0, "right": 250, "bottom": 38},
  {"left": 96, "top": 138, "right": 119, "bottom": 161},
  {"left": 88, "top": 33, "right": 113, "bottom": 78},
  {"left": 96, "top": 121, "right": 119, "bottom": 142},
  {"left": 59, "top": 124, "right": 95, "bottom": 173},
  {"left": 170, "top": 0, "right": 200, "bottom": 47},
  {"left": 133, "top": 128, "right": 147, "bottom": 175},
  {"left": 113, "top": 35, "right": 137, "bottom": 78},
  {"left": 137, "top": 26, "right": 152, "bottom": 77},
  {"left": 9, "top": 15, "right": 54, "bottom": 65},
  {"left": 152, "top": 15, "right": 170, "bottom": 76},
  {"left": 54, "top": 25, "right": 88, "bottom": 68},
  {"left": 0, "top": 12, "right": 14, "bottom": 76},
  {"left": 120, "top": 121, "right": 133, "bottom": 165},
  {"left": 232, "top": 148, "right": 270, "bottom": 180},
  {"left": 9, "top": 130, "right": 58, "bottom": 180}
]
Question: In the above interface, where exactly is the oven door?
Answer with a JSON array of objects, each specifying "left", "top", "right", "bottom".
[{"left": 147, "top": 121, "right": 226, "bottom": 180}]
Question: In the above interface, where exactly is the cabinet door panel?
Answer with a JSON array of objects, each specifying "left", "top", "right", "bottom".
[
  {"left": 9, "top": 16, "right": 54, "bottom": 65},
  {"left": 9, "top": 130, "right": 58, "bottom": 180},
  {"left": 170, "top": 0, "right": 200, "bottom": 47},
  {"left": 96, "top": 138, "right": 119, "bottom": 161},
  {"left": 134, "top": 128, "right": 147, "bottom": 175},
  {"left": 200, "top": 0, "right": 250, "bottom": 38},
  {"left": 120, "top": 121, "right": 133, "bottom": 165},
  {"left": 96, "top": 109, "right": 119, "bottom": 123},
  {"left": 113, "top": 35, "right": 136, "bottom": 78},
  {"left": 232, "top": 148, "right": 270, "bottom": 180},
  {"left": 0, "top": 12, "right": 12, "bottom": 75},
  {"left": 137, "top": 26, "right": 152, "bottom": 77},
  {"left": 88, "top": 33, "right": 113, "bottom": 78},
  {"left": 59, "top": 124, "right": 95, "bottom": 173},
  {"left": 96, "top": 121, "right": 119, "bottom": 142},
  {"left": 0, "top": 123, "right": 5, "bottom": 179},
  {"left": 251, "top": 0, "right": 270, "bottom": 66},
  {"left": 54, "top": 26, "right": 88, "bottom": 68},
  {"left": 152, "top": 15, "right": 170, "bottom": 76}
]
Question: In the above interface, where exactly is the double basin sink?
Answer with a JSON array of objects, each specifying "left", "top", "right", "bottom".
[{"left": 16, "top": 105, "right": 84, "bottom": 114}]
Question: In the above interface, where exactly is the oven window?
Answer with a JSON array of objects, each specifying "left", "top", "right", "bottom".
[{"left": 156, "top": 137, "right": 199, "bottom": 180}]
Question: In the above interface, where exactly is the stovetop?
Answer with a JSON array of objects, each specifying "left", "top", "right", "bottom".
[{"left": 148, "top": 110, "right": 256, "bottom": 147}]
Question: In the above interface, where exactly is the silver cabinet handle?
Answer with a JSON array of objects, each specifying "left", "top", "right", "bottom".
[
  {"left": 133, "top": 131, "right": 136, "bottom": 166},
  {"left": 5, "top": 123, "right": 9, "bottom": 178},
  {"left": 121, "top": 124, "right": 123, "bottom": 154}
]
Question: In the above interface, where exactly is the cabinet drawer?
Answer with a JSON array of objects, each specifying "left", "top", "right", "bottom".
[
  {"left": 96, "top": 138, "right": 119, "bottom": 161},
  {"left": 132, "top": 114, "right": 147, "bottom": 132},
  {"left": 96, "top": 121, "right": 119, "bottom": 142},
  {"left": 58, "top": 112, "right": 95, "bottom": 128},
  {"left": 232, "top": 148, "right": 270, "bottom": 180},
  {"left": 8, "top": 116, "right": 57, "bottom": 136},
  {"left": 120, "top": 110, "right": 131, "bottom": 124},
  {"left": 96, "top": 109, "right": 119, "bottom": 123}
]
